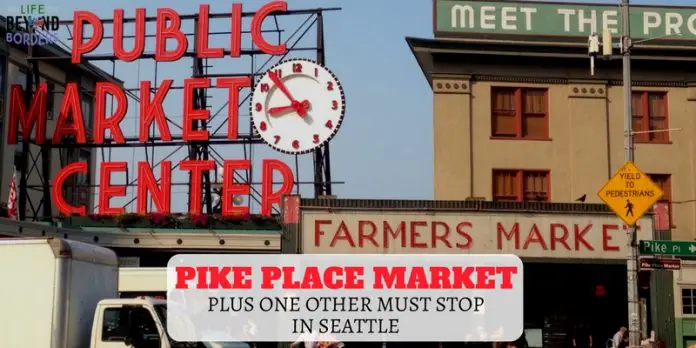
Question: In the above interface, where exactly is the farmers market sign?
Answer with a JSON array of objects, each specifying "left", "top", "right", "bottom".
[{"left": 435, "top": 0, "right": 696, "bottom": 42}]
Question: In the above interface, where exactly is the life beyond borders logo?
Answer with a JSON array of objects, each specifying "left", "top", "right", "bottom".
[
  {"left": 166, "top": 254, "right": 524, "bottom": 342},
  {"left": 6, "top": 4, "right": 60, "bottom": 46}
]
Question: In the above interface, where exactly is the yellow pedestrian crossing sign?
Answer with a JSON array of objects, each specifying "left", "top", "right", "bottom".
[{"left": 598, "top": 161, "right": 663, "bottom": 226}]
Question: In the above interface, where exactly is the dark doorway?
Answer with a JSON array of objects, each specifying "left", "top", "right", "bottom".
[{"left": 523, "top": 262, "right": 627, "bottom": 348}]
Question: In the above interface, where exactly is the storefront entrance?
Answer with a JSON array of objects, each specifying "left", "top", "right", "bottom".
[
  {"left": 295, "top": 202, "right": 662, "bottom": 347},
  {"left": 523, "top": 262, "right": 628, "bottom": 348},
  {"left": 341, "top": 263, "right": 629, "bottom": 348}
]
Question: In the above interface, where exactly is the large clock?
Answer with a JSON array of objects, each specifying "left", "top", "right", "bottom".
[{"left": 250, "top": 58, "right": 346, "bottom": 154}]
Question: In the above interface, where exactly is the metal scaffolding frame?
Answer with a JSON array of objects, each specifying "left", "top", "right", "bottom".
[{"left": 17, "top": 5, "right": 342, "bottom": 221}]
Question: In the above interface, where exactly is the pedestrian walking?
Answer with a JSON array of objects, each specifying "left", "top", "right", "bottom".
[
  {"left": 290, "top": 331, "right": 344, "bottom": 348},
  {"left": 611, "top": 327, "right": 628, "bottom": 348}
]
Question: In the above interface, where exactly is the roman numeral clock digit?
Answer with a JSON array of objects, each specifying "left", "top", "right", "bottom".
[{"left": 250, "top": 59, "right": 345, "bottom": 155}]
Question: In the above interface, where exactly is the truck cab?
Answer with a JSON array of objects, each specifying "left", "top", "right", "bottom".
[
  {"left": 90, "top": 296, "right": 250, "bottom": 348},
  {"left": 118, "top": 268, "right": 167, "bottom": 299},
  {"left": 91, "top": 297, "right": 171, "bottom": 348}
]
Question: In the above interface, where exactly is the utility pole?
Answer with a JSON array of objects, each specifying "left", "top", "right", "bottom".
[{"left": 621, "top": 0, "right": 641, "bottom": 346}]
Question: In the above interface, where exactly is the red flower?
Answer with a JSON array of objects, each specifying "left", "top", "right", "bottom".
[
  {"left": 190, "top": 214, "right": 209, "bottom": 227},
  {"left": 148, "top": 212, "right": 169, "bottom": 225},
  {"left": 250, "top": 214, "right": 273, "bottom": 222},
  {"left": 220, "top": 212, "right": 251, "bottom": 222},
  {"left": 87, "top": 214, "right": 100, "bottom": 221},
  {"left": 116, "top": 213, "right": 143, "bottom": 226}
]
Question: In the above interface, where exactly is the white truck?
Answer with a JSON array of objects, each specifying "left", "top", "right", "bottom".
[
  {"left": 0, "top": 237, "right": 249, "bottom": 348},
  {"left": 119, "top": 267, "right": 167, "bottom": 298}
]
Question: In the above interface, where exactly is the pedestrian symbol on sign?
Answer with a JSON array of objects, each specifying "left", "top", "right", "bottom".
[{"left": 597, "top": 161, "right": 663, "bottom": 226}]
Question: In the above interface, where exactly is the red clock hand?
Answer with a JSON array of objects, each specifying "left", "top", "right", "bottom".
[
  {"left": 269, "top": 100, "right": 311, "bottom": 117},
  {"left": 268, "top": 71, "right": 296, "bottom": 103},
  {"left": 296, "top": 100, "right": 311, "bottom": 117},
  {"left": 268, "top": 105, "right": 295, "bottom": 116}
]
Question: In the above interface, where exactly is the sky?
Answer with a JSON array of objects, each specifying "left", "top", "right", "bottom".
[
  {"left": 13, "top": 0, "right": 435, "bottom": 212},
  {"left": 6, "top": 0, "right": 696, "bottom": 213}
]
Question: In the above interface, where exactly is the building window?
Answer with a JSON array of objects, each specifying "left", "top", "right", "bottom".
[
  {"left": 47, "top": 83, "right": 55, "bottom": 120},
  {"left": 493, "top": 169, "right": 550, "bottom": 202},
  {"left": 683, "top": 288, "right": 696, "bottom": 314},
  {"left": 649, "top": 173, "right": 673, "bottom": 226},
  {"left": 0, "top": 56, "right": 6, "bottom": 124},
  {"left": 59, "top": 148, "right": 91, "bottom": 207},
  {"left": 40, "top": 77, "right": 55, "bottom": 120},
  {"left": 9, "top": 63, "right": 27, "bottom": 89},
  {"left": 10, "top": 66, "right": 58, "bottom": 121},
  {"left": 491, "top": 87, "right": 548, "bottom": 139},
  {"left": 77, "top": 149, "right": 91, "bottom": 186},
  {"left": 632, "top": 91, "right": 668, "bottom": 143},
  {"left": 81, "top": 95, "right": 93, "bottom": 130},
  {"left": 9, "top": 63, "right": 27, "bottom": 144},
  {"left": 80, "top": 75, "right": 95, "bottom": 131},
  {"left": 64, "top": 70, "right": 93, "bottom": 130}
]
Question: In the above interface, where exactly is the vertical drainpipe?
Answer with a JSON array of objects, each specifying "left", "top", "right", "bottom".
[
  {"left": 650, "top": 227, "right": 676, "bottom": 347},
  {"left": 468, "top": 78, "right": 474, "bottom": 198},
  {"left": 0, "top": 48, "right": 8, "bottom": 193},
  {"left": 605, "top": 86, "right": 612, "bottom": 179}
]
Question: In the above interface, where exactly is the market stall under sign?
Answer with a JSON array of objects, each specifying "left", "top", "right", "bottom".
[{"left": 435, "top": 0, "right": 696, "bottom": 43}]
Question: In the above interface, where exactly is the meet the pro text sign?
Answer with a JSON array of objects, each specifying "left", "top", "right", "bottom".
[{"left": 436, "top": 0, "right": 696, "bottom": 43}]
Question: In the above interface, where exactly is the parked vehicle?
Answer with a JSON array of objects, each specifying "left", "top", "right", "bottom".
[
  {"left": 0, "top": 237, "right": 248, "bottom": 348},
  {"left": 119, "top": 267, "right": 167, "bottom": 298}
]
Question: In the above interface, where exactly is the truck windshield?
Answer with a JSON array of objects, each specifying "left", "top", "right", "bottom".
[
  {"left": 154, "top": 304, "right": 167, "bottom": 327},
  {"left": 155, "top": 304, "right": 250, "bottom": 348}
]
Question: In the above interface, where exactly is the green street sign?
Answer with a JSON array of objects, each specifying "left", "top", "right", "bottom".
[
  {"left": 639, "top": 240, "right": 696, "bottom": 257},
  {"left": 435, "top": 0, "right": 696, "bottom": 44}
]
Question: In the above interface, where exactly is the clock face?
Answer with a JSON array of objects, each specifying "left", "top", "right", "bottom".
[{"left": 250, "top": 58, "right": 346, "bottom": 154}]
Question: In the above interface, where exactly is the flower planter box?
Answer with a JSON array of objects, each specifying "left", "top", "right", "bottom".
[
  {"left": 60, "top": 214, "right": 281, "bottom": 231},
  {"left": 212, "top": 218, "right": 279, "bottom": 231},
  {"left": 62, "top": 216, "right": 167, "bottom": 229},
  {"left": 251, "top": 219, "right": 281, "bottom": 230},
  {"left": 64, "top": 216, "right": 119, "bottom": 228},
  {"left": 210, "top": 220, "right": 248, "bottom": 230},
  {"left": 177, "top": 220, "right": 210, "bottom": 229},
  {"left": 122, "top": 222, "right": 162, "bottom": 229}
]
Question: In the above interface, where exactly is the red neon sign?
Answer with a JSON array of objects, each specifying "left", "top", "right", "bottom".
[
  {"left": 9, "top": 1, "right": 294, "bottom": 217},
  {"left": 71, "top": 2, "right": 288, "bottom": 64}
]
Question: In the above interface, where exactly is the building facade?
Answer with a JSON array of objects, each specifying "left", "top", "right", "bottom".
[
  {"left": 288, "top": 198, "right": 660, "bottom": 347},
  {"left": 0, "top": 15, "right": 118, "bottom": 217},
  {"left": 675, "top": 261, "right": 696, "bottom": 347},
  {"left": 404, "top": 0, "right": 696, "bottom": 346},
  {"left": 408, "top": 0, "right": 696, "bottom": 242}
]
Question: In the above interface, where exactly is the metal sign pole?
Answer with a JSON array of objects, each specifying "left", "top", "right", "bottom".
[{"left": 621, "top": 0, "right": 641, "bottom": 345}]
